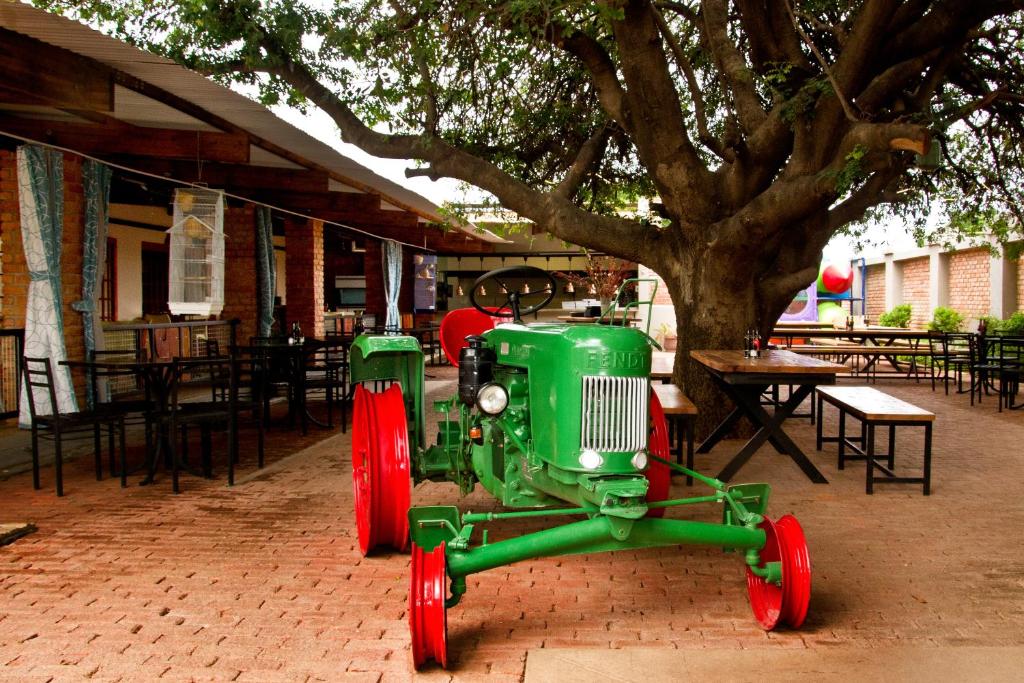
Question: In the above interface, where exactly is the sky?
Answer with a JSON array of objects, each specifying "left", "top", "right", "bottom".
[{"left": 271, "top": 103, "right": 926, "bottom": 265}]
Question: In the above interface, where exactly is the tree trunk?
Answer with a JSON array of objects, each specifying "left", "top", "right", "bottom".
[{"left": 662, "top": 251, "right": 772, "bottom": 438}]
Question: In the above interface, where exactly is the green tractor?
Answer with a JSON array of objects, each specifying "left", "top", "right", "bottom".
[{"left": 349, "top": 266, "right": 810, "bottom": 669}]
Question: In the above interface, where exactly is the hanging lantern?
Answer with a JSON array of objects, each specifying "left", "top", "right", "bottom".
[
  {"left": 456, "top": 282, "right": 464, "bottom": 296},
  {"left": 523, "top": 283, "right": 531, "bottom": 294},
  {"left": 566, "top": 281, "right": 575, "bottom": 294},
  {"left": 168, "top": 188, "right": 224, "bottom": 316},
  {"left": 589, "top": 283, "right": 597, "bottom": 295},
  {"left": 479, "top": 284, "right": 487, "bottom": 296}
]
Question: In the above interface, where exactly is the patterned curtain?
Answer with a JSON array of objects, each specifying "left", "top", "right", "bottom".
[
  {"left": 383, "top": 240, "right": 402, "bottom": 331},
  {"left": 18, "top": 146, "right": 77, "bottom": 426},
  {"left": 256, "top": 206, "right": 276, "bottom": 337},
  {"left": 73, "top": 160, "right": 112, "bottom": 408}
]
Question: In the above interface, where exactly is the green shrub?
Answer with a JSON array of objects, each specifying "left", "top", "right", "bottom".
[
  {"left": 928, "top": 306, "right": 964, "bottom": 333},
  {"left": 1001, "top": 311, "right": 1024, "bottom": 335},
  {"left": 879, "top": 304, "right": 912, "bottom": 328},
  {"left": 978, "top": 315, "right": 1003, "bottom": 333}
]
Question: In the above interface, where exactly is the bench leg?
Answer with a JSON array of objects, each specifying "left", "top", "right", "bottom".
[
  {"left": 685, "top": 417, "right": 695, "bottom": 487},
  {"left": 838, "top": 409, "right": 846, "bottom": 470},
  {"left": 888, "top": 425, "right": 896, "bottom": 470},
  {"left": 866, "top": 423, "right": 876, "bottom": 495},
  {"left": 924, "top": 423, "right": 932, "bottom": 496},
  {"left": 815, "top": 393, "right": 823, "bottom": 451}
]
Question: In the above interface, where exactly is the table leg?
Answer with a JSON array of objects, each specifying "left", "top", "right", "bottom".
[
  {"left": 714, "top": 383, "right": 828, "bottom": 484},
  {"left": 695, "top": 406, "right": 744, "bottom": 453}
]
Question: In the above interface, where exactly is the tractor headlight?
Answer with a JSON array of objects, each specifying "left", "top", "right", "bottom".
[
  {"left": 579, "top": 448, "right": 603, "bottom": 470},
  {"left": 476, "top": 383, "right": 509, "bottom": 415},
  {"left": 631, "top": 450, "right": 648, "bottom": 470}
]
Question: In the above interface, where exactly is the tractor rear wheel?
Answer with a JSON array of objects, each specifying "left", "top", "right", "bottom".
[
  {"left": 352, "top": 384, "right": 411, "bottom": 555},
  {"left": 645, "top": 391, "right": 671, "bottom": 517},
  {"left": 745, "top": 515, "right": 811, "bottom": 629},
  {"left": 409, "top": 542, "right": 448, "bottom": 668}
]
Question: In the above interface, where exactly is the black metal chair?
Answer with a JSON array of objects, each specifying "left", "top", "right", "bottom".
[
  {"left": 300, "top": 339, "right": 350, "bottom": 433},
  {"left": 22, "top": 356, "right": 126, "bottom": 496},
  {"left": 87, "top": 348, "right": 155, "bottom": 484},
  {"left": 149, "top": 357, "right": 236, "bottom": 493},
  {"left": 993, "top": 337, "right": 1023, "bottom": 411}
]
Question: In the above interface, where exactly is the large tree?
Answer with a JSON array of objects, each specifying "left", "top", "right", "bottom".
[{"left": 40, "top": 0, "right": 1024, "bottom": 426}]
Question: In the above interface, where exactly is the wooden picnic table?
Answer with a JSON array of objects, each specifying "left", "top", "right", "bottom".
[
  {"left": 771, "top": 327, "right": 935, "bottom": 377},
  {"left": 690, "top": 349, "right": 845, "bottom": 483}
]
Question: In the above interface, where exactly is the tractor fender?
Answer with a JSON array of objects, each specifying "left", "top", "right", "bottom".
[{"left": 350, "top": 334, "right": 426, "bottom": 449}]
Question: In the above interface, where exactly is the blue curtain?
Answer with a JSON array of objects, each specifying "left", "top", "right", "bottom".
[
  {"left": 256, "top": 206, "right": 276, "bottom": 337},
  {"left": 18, "top": 146, "right": 77, "bottom": 425},
  {"left": 73, "top": 160, "right": 112, "bottom": 408},
  {"left": 383, "top": 240, "right": 402, "bottom": 331}
]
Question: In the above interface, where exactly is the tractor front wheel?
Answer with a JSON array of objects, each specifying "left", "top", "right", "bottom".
[
  {"left": 645, "top": 391, "right": 671, "bottom": 517},
  {"left": 409, "top": 542, "right": 448, "bottom": 668},
  {"left": 352, "top": 384, "right": 411, "bottom": 555},
  {"left": 746, "top": 514, "right": 811, "bottom": 629}
]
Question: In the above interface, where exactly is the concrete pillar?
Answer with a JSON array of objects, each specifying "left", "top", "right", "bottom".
[
  {"left": 928, "top": 245, "right": 949, "bottom": 315},
  {"left": 884, "top": 252, "right": 902, "bottom": 311},
  {"left": 285, "top": 217, "right": 325, "bottom": 338},
  {"left": 990, "top": 249, "right": 1017, "bottom": 318}
]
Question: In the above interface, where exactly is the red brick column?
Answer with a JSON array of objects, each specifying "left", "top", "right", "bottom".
[
  {"left": 363, "top": 240, "right": 385, "bottom": 324},
  {"left": 948, "top": 248, "right": 991, "bottom": 319},
  {"left": 899, "top": 256, "right": 929, "bottom": 328},
  {"left": 864, "top": 264, "right": 886, "bottom": 322},
  {"left": 61, "top": 154, "right": 86, "bottom": 364},
  {"left": 221, "top": 204, "right": 259, "bottom": 343},
  {"left": 285, "top": 217, "right": 324, "bottom": 338},
  {"left": 0, "top": 149, "right": 28, "bottom": 331}
]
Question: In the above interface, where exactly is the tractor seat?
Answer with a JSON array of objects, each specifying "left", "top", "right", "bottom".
[{"left": 440, "top": 308, "right": 498, "bottom": 367}]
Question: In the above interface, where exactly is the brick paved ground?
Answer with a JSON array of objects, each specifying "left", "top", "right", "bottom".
[{"left": 1, "top": 374, "right": 1023, "bottom": 682}]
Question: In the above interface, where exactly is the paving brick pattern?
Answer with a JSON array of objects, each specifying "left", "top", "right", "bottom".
[{"left": 1, "top": 376, "right": 1023, "bottom": 682}]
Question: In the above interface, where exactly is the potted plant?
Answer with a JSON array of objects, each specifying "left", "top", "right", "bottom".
[
  {"left": 556, "top": 255, "right": 633, "bottom": 312},
  {"left": 656, "top": 322, "right": 678, "bottom": 351}
]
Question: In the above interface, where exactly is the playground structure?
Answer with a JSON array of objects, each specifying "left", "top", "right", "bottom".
[
  {"left": 348, "top": 266, "right": 811, "bottom": 669},
  {"left": 780, "top": 259, "right": 862, "bottom": 325}
]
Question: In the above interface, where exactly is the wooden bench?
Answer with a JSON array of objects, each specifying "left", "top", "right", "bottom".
[
  {"left": 652, "top": 383, "right": 699, "bottom": 485},
  {"left": 815, "top": 386, "right": 934, "bottom": 495},
  {"left": 790, "top": 345, "right": 940, "bottom": 381}
]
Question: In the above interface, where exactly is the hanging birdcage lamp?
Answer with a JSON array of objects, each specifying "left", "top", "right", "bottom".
[{"left": 168, "top": 187, "right": 225, "bottom": 316}]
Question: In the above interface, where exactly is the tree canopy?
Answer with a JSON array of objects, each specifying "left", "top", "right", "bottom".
[{"left": 36, "top": 0, "right": 1024, "bottom": 415}]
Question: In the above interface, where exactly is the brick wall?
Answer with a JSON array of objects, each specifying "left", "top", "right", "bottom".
[
  {"left": 61, "top": 155, "right": 85, "bottom": 364},
  {"left": 285, "top": 218, "right": 324, "bottom": 338},
  {"left": 948, "top": 248, "right": 990, "bottom": 319},
  {"left": 1017, "top": 251, "right": 1023, "bottom": 313},
  {"left": 363, "top": 241, "right": 384, "bottom": 323},
  {"left": 0, "top": 149, "right": 26, "bottom": 330},
  {"left": 221, "top": 204, "right": 258, "bottom": 343},
  {"left": 900, "top": 257, "right": 929, "bottom": 328},
  {"left": 864, "top": 264, "right": 885, "bottom": 322}
]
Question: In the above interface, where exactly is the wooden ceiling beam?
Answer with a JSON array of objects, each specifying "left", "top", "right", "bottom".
[
  {"left": 103, "top": 157, "right": 330, "bottom": 193},
  {"left": 0, "top": 29, "right": 114, "bottom": 112},
  {"left": 0, "top": 115, "right": 249, "bottom": 163}
]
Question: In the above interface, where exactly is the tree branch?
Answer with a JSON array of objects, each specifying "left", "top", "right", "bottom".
[
  {"left": 827, "top": 167, "right": 906, "bottom": 231},
  {"left": 546, "top": 24, "right": 628, "bottom": 129},
  {"left": 650, "top": 2, "right": 727, "bottom": 159},
  {"left": 554, "top": 124, "right": 612, "bottom": 199},
  {"left": 784, "top": 0, "right": 861, "bottom": 122},
  {"left": 701, "top": 0, "right": 767, "bottom": 133}
]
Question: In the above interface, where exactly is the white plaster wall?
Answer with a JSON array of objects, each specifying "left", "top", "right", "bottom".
[{"left": 107, "top": 223, "right": 166, "bottom": 321}]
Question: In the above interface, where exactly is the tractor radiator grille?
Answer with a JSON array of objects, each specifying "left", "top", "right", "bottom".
[{"left": 580, "top": 376, "right": 649, "bottom": 453}]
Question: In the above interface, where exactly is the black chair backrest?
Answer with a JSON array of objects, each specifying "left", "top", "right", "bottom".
[
  {"left": 22, "top": 357, "right": 59, "bottom": 419},
  {"left": 88, "top": 349, "right": 145, "bottom": 400},
  {"left": 170, "top": 356, "right": 235, "bottom": 409}
]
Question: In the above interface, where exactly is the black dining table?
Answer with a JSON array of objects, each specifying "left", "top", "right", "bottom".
[{"left": 61, "top": 357, "right": 224, "bottom": 485}]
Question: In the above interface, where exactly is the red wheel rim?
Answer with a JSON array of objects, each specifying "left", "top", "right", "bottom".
[
  {"left": 409, "top": 543, "right": 448, "bottom": 669},
  {"left": 351, "top": 384, "right": 411, "bottom": 555},
  {"left": 746, "top": 517, "right": 783, "bottom": 629},
  {"left": 645, "top": 391, "right": 671, "bottom": 518},
  {"left": 776, "top": 514, "right": 812, "bottom": 628}
]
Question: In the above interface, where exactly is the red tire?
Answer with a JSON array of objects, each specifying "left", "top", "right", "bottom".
[
  {"left": 352, "top": 383, "right": 411, "bottom": 554},
  {"left": 410, "top": 542, "right": 448, "bottom": 668},
  {"left": 746, "top": 515, "right": 812, "bottom": 629},
  {"left": 645, "top": 390, "right": 672, "bottom": 517}
]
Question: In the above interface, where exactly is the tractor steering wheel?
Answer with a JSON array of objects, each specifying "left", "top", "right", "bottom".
[{"left": 470, "top": 266, "right": 557, "bottom": 322}]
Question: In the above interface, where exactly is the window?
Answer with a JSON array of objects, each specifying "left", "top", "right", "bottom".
[{"left": 100, "top": 237, "right": 116, "bottom": 321}]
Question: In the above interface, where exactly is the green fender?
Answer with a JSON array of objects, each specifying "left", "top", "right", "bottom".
[{"left": 349, "top": 334, "right": 425, "bottom": 449}]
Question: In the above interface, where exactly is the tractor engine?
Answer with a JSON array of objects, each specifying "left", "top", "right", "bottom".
[{"left": 456, "top": 321, "right": 654, "bottom": 513}]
